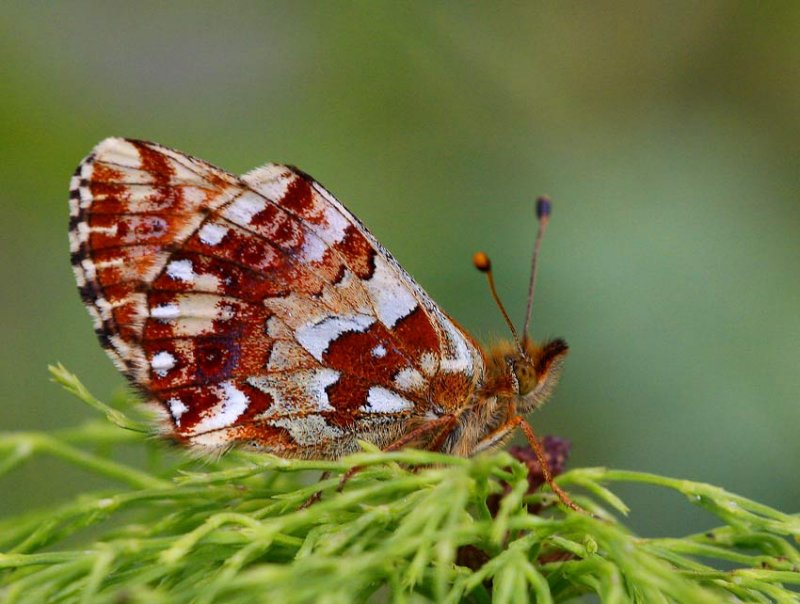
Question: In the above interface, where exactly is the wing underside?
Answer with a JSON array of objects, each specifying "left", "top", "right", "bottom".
[{"left": 70, "top": 138, "right": 484, "bottom": 456}]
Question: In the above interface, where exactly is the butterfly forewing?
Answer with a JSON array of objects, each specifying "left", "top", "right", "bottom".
[{"left": 70, "top": 138, "right": 484, "bottom": 457}]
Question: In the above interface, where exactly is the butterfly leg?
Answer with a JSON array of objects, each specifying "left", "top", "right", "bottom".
[
  {"left": 425, "top": 414, "right": 460, "bottom": 453},
  {"left": 473, "top": 415, "right": 584, "bottom": 513},
  {"left": 337, "top": 414, "right": 459, "bottom": 492},
  {"left": 299, "top": 470, "right": 331, "bottom": 509},
  {"left": 516, "top": 418, "right": 584, "bottom": 512}
]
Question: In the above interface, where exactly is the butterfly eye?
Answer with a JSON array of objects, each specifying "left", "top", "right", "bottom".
[{"left": 513, "top": 358, "right": 538, "bottom": 396}]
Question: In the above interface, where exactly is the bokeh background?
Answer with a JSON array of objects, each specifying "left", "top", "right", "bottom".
[{"left": 1, "top": 3, "right": 798, "bottom": 536}]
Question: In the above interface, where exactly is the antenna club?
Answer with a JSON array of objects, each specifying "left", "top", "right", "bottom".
[
  {"left": 523, "top": 195, "right": 553, "bottom": 338},
  {"left": 536, "top": 195, "right": 552, "bottom": 221},
  {"left": 472, "top": 251, "right": 491, "bottom": 273}
]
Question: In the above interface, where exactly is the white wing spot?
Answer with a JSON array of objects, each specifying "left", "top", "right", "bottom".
[
  {"left": 190, "top": 381, "right": 250, "bottom": 434},
  {"left": 437, "top": 312, "right": 474, "bottom": 374},
  {"left": 420, "top": 352, "right": 439, "bottom": 376},
  {"left": 364, "top": 257, "right": 418, "bottom": 328},
  {"left": 151, "top": 303, "right": 180, "bottom": 321},
  {"left": 80, "top": 258, "right": 97, "bottom": 281},
  {"left": 168, "top": 398, "right": 189, "bottom": 426},
  {"left": 361, "top": 387, "right": 415, "bottom": 414},
  {"left": 199, "top": 222, "right": 228, "bottom": 246},
  {"left": 150, "top": 351, "right": 177, "bottom": 376},
  {"left": 166, "top": 259, "right": 195, "bottom": 282},
  {"left": 224, "top": 192, "right": 266, "bottom": 225},
  {"left": 296, "top": 314, "right": 374, "bottom": 362},
  {"left": 371, "top": 344, "right": 387, "bottom": 358},
  {"left": 91, "top": 296, "right": 113, "bottom": 322},
  {"left": 76, "top": 221, "right": 90, "bottom": 243},
  {"left": 393, "top": 367, "right": 425, "bottom": 392},
  {"left": 300, "top": 234, "right": 328, "bottom": 263},
  {"left": 316, "top": 202, "right": 350, "bottom": 245},
  {"left": 89, "top": 224, "right": 118, "bottom": 236}
]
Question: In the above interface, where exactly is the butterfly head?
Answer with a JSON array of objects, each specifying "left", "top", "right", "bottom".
[{"left": 506, "top": 336, "right": 568, "bottom": 412}]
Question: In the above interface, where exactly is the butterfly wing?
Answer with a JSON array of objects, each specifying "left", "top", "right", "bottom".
[{"left": 70, "top": 138, "right": 484, "bottom": 457}]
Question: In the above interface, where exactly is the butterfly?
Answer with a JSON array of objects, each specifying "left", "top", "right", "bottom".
[{"left": 69, "top": 138, "right": 577, "bottom": 509}]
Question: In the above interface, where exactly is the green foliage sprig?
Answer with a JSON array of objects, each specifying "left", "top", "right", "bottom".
[{"left": 0, "top": 365, "right": 797, "bottom": 603}]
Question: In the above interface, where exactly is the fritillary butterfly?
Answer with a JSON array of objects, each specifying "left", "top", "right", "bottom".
[{"left": 69, "top": 139, "right": 576, "bottom": 508}]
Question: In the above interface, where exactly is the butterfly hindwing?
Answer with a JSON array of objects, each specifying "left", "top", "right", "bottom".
[{"left": 70, "top": 138, "right": 485, "bottom": 457}]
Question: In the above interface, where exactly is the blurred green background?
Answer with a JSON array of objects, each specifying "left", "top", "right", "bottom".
[{"left": 1, "top": 3, "right": 798, "bottom": 536}]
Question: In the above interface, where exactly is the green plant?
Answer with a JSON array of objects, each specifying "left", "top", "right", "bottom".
[{"left": 0, "top": 365, "right": 798, "bottom": 603}]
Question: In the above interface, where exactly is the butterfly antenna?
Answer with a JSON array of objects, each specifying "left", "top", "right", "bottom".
[
  {"left": 473, "top": 251, "right": 523, "bottom": 353},
  {"left": 521, "top": 196, "right": 551, "bottom": 340}
]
